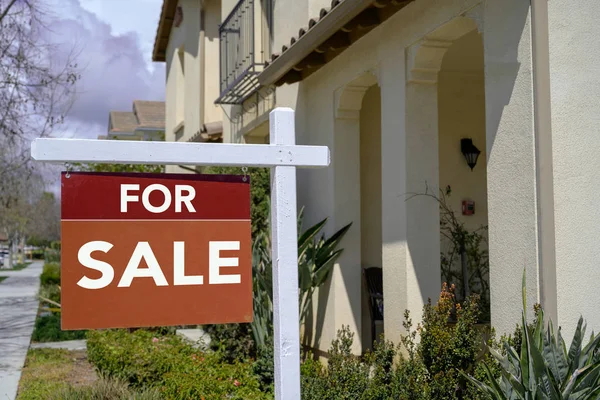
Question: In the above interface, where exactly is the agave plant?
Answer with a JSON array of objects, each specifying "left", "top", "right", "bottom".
[
  {"left": 250, "top": 206, "right": 351, "bottom": 349},
  {"left": 464, "top": 271, "right": 600, "bottom": 399}
]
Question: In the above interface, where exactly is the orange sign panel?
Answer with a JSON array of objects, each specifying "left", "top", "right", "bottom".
[{"left": 61, "top": 172, "right": 252, "bottom": 330}]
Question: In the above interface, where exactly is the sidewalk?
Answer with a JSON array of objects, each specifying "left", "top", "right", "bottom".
[{"left": 0, "top": 261, "right": 43, "bottom": 400}]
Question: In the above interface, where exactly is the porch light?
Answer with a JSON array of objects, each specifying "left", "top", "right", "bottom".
[{"left": 461, "top": 138, "right": 481, "bottom": 171}]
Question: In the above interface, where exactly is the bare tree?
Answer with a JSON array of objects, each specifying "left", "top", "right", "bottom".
[
  {"left": 26, "top": 191, "right": 60, "bottom": 245},
  {"left": 0, "top": 160, "right": 44, "bottom": 268},
  {"left": 0, "top": 0, "right": 79, "bottom": 155}
]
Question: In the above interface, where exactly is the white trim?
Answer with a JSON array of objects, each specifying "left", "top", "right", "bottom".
[{"left": 31, "top": 138, "right": 329, "bottom": 168}]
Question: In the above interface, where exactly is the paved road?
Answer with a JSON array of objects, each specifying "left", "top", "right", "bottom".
[{"left": 0, "top": 261, "right": 43, "bottom": 400}]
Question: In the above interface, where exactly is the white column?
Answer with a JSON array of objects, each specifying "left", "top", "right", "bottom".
[
  {"left": 405, "top": 77, "right": 441, "bottom": 320},
  {"left": 379, "top": 48, "right": 408, "bottom": 341},
  {"left": 403, "top": 39, "right": 444, "bottom": 324},
  {"left": 332, "top": 89, "right": 364, "bottom": 353},
  {"left": 483, "top": 0, "right": 539, "bottom": 332}
]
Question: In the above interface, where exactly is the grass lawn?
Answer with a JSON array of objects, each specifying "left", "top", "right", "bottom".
[
  {"left": 0, "top": 276, "right": 7, "bottom": 283},
  {"left": 1, "top": 262, "right": 31, "bottom": 271},
  {"left": 17, "top": 348, "right": 97, "bottom": 400},
  {"left": 17, "top": 348, "right": 161, "bottom": 399}
]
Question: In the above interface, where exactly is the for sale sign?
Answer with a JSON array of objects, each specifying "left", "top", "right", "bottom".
[{"left": 60, "top": 172, "right": 252, "bottom": 330}]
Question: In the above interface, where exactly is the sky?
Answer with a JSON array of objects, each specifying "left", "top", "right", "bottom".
[{"left": 45, "top": 0, "right": 166, "bottom": 139}]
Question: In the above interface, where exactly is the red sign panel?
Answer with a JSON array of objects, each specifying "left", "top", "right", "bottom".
[{"left": 61, "top": 172, "right": 252, "bottom": 330}]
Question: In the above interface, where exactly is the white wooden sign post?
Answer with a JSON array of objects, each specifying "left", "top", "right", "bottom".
[{"left": 31, "top": 107, "right": 327, "bottom": 400}]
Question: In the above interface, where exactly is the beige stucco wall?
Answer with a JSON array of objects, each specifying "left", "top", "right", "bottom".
[
  {"left": 204, "top": 0, "right": 222, "bottom": 124},
  {"left": 438, "top": 71, "right": 487, "bottom": 236},
  {"left": 164, "top": 0, "right": 222, "bottom": 172},
  {"left": 548, "top": 0, "right": 600, "bottom": 340}
]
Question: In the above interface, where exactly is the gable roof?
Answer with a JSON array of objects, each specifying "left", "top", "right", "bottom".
[
  {"left": 109, "top": 111, "right": 138, "bottom": 133},
  {"left": 133, "top": 101, "right": 166, "bottom": 129}
]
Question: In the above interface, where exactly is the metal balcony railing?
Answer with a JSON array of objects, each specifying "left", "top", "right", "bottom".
[{"left": 216, "top": 0, "right": 269, "bottom": 105}]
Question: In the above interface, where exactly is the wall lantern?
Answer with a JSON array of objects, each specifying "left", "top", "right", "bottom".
[{"left": 461, "top": 138, "right": 481, "bottom": 171}]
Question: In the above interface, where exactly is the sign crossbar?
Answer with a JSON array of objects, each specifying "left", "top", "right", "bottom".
[
  {"left": 31, "top": 107, "right": 328, "bottom": 400},
  {"left": 32, "top": 137, "right": 329, "bottom": 168}
]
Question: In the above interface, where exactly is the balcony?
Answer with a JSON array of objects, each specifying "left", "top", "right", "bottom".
[{"left": 216, "top": 0, "right": 271, "bottom": 104}]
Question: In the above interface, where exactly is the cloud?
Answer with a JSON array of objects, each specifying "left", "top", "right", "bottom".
[{"left": 42, "top": 0, "right": 165, "bottom": 139}]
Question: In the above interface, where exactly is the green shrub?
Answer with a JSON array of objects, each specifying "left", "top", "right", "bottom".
[
  {"left": 87, "top": 329, "right": 194, "bottom": 388},
  {"left": 301, "top": 285, "right": 487, "bottom": 400},
  {"left": 40, "top": 262, "right": 60, "bottom": 286},
  {"left": 87, "top": 329, "right": 270, "bottom": 399},
  {"left": 160, "top": 352, "right": 269, "bottom": 400},
  {"left": 48, "top": 377, "right": 162, "bottom": 400},
  {"left": 44, "top": 248, "right": 60, "bottom": 263},
  {"left": 252, "top": 335, "right": 275, "bottom": 392},
  {"left": 39, "top": 283, "right": 61, "bottom": 305},
  {"left": 31, "top": 313, "right": 86, "bottom": 342},
  {"left": 203, "top": 323, "right": 256, "bottom": 362}
]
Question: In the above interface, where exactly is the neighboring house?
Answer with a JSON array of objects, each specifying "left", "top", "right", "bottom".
[
  {"left": 153, "top": 0, "right": 600, "bottom": 356},
  {"left": 102, "top": 100, "right": 166, "bottom": 141}
]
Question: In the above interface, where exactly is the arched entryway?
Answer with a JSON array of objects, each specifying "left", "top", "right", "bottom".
[{"left": 405, "top": 15, "right": 489, "bottom": 321}]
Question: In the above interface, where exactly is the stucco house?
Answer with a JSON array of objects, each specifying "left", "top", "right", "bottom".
[
  {"left": 100, "top": 100, "right": 166, "bottom": 141},
  {"left": 153, "top": 0, "right": 600, "bottom": 355}
]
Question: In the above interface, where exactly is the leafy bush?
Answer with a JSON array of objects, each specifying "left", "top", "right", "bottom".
[
  {"left": 253, "top": 335, "right": 275, "bottom": 392},
  {"left": 48, "top": 377, "right": 162, "bottom": 400},
  {"left": 160, "top": 352, "right": 269, "bottom": 400},
  {"left": 40, "top": 262, "right": 60, "bottom": 285},
  {"left": 87, "top": 329, "right": 194, "bottom": 388},
  {"left": 416, "top": 284, "right": 483, "bottom": 399},
  {"left": 301, "top": 285, "right": 487, "bottom": 400},
  {"left": 203, "top": 323, "right": 256, "bottom": 362},
  {"left": 87, "top": 329, "right": 270, "bottom": 399},
  {"left": 39, "top": 283, "right": 61, "bottom": 305},
  {"left": 31, "top": 313, "right": 86, "bottom": 342}
]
